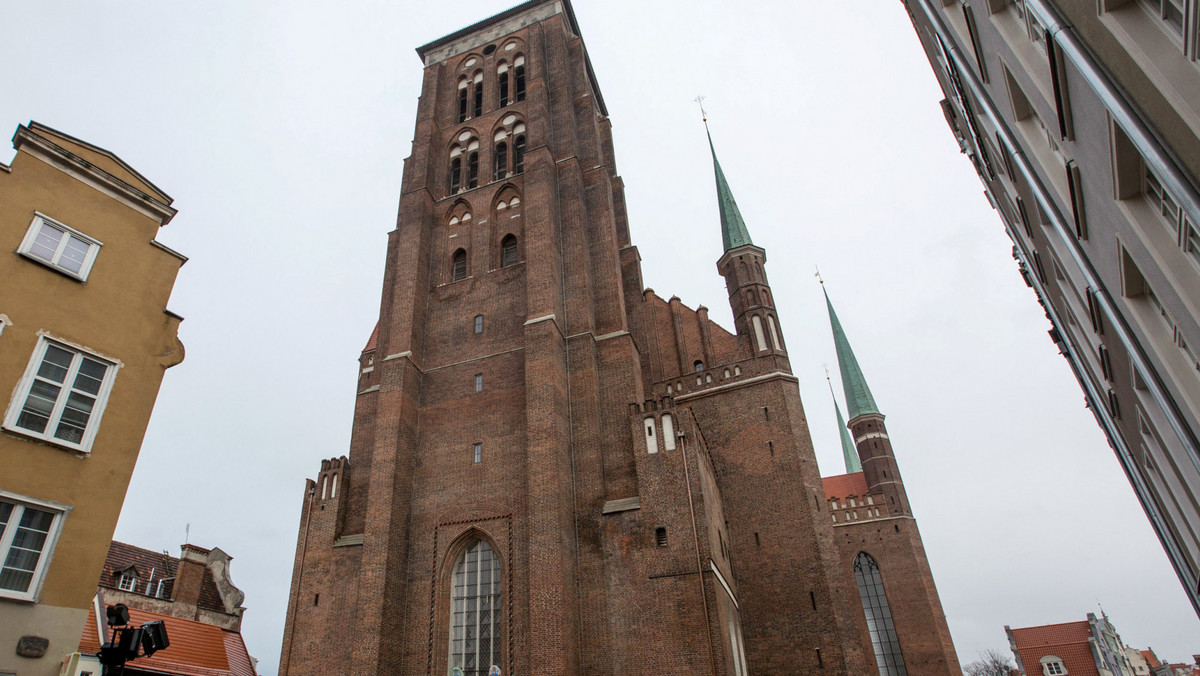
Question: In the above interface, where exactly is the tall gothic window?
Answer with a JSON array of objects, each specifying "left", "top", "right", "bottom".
[
  {"left": 498, "top": 63, "right": 510, "bottom": 107},
  {"left": 494, "top": 141, "right": 508, "bottom": 181},
  {"left": 501, "top": 235, "right": 518, "bottom": 268},
  {"left": 853, "top": 552, "right": 907, "bottom": 676},
  {"left": 449, "top": 540, "right": 502, "bottom": 676},
  {"left": 457, "top": 78, "right": 469, "bottom": 123},
  {"left": 514, "top": 55, "right": 526, "bottom": 102},
  {"left": 513, "top": 135, "right": 525, "bottom": 174},
  {"left": 452, "top": 249, "right": 467, "bottom": 282},
  {"left": 472, "top": 71, "right": 484, "bottom": 118},
  {"left": 467, "top": 150, "right": 479, "bottom": 189},
  {"left": 449, "top": 157, "right": 462, "bottom": 193}
]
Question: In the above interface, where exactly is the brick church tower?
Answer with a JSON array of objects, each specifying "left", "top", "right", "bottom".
[{"left": 276, "top": 2, "right": 959, "bottom": 675}]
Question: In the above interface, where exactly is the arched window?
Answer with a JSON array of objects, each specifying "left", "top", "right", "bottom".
[
  {"left": 514, "top": 134, "right": 525, "bottom": 174},
  {"left": 472, "top": 71, "right": 484, "bottom": 118},
  {"left": 494, "top": 141, "right": 508, "bottom": 181},
  {"left": 497, "top": 62, "right": 510, "bottom": 107},
  {"left": 452, "top": 249, "right": 467, "bottom": 282},
  {"left": 514, "top": 55, "right": 526, "bottom": 102},
  {"left": 449, "top": 539, "right": 502, "bottom": 676},
  {"left": 449, "top": 156, "right": 462, "bottom": 193},
  {"left": 467, "top": 149, "right": 479, "bottom": 189},
  {"left": 501, "top": 235, "right": 518, "bottom": 268},
  {"left": 693, "top": 360, "right": 704, "bottom": 372},
  {"left": 853, "top": 553, "right": 906, "bottom": 676},
  {"left": 457, "top": 77, "right": 469, "bottom": 123}
]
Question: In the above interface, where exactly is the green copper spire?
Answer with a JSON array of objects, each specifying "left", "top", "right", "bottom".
[
  {"left": 824, "top": 286, "right": 880, "bottom": 421},
  {"left": 706, "top": 127, "right": 754, "bottom": 252},
  {"left": 828, "top": 376, "right": 862, "bottom": 474}
]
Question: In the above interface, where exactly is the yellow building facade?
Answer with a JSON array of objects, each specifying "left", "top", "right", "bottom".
[{"left": 0, "top": 122, "right": 185, "bottom": 676}]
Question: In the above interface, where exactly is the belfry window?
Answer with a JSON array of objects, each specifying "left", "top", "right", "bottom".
[
  {"left": 458, "top": 78, "right": 469, "bottom": 123},
  {"left": 449, "top": 157, "right": 462, "bottom": 193},
  {"left": 853, "top": 552, "right": 907, "bottom": 676},
  {"left": 452, "top": 249, "right": 467, "bottom": 282},
  {"left": 513, "top": 135, "right": 525, "bottom": 174},
  {"left": 494, "top": 142, "right": 508, "bottom": 181},
  {"left": 449, "top": 540, "right": 502, "bottom": 676},
  {"left": 467, "top": 151, "right": 479, "bottom": 189},
  {"left": 498, "top": 63, "right": 510, "bottom": 107},
  {"left": 501, "top": 235, "right": 519, "bottom": 268},
  {"left": 472, "top": 72, "right": 484, "bottom": 118},
  {"left": 514, "top": 56, "right": 526, "bottom": 102}
]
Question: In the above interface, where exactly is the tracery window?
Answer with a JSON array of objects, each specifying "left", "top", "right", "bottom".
[
  {"left": 854, "top": 552, "right": 906, "bottom": 676},
  {"left": 449, "top": 539, "right": 502, "bottom": 676},
  {"left": 449, "top": 134, "right": 480, "bottom": 193}
]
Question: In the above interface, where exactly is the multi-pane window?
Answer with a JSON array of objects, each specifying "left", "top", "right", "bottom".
[
  {"left": 474, "top": 315, "right": 484, "bottom": 334},
  {"left": 493, "top": 117, "right": 525, "bottom": 180},
  {"left": 473, "top": 443, "right": 482, "bottom": 464},
  {"left": 118, "top": 573, "right": 137, "bottom": 591},
  {"left": 458, "top": 78, "right": 469, "bottom": 123},
  {"left": 18, "top": 214, "right": 101, "bottom": 281},
  {"left": 0, "top": 497, "right": 63, "bottom": 601},
  {"left": 854, "top": 553, "right": 907, "bottom": 676},
  {"left": 449, "top": 135, "right": 480, "bottom": 194},
  {"left": 474, "top": 373, "right": 483, "bottom": 393},
  {"left": 1137, "top": 0, "right": 1185, "bottom": 38},
  {"left": 498, "top": 63, "right": 511, "bottom": 107},
  {"left": 493, "top": 141, "right": 508, "bottom": 182},
  {"left": 472, "top": 72, "right": 484, "bottom": 119},
  {"left": 449, "top": 540, "right": 502, "bottom": 676},
  {"left": 1145, "top": 284, "right": 1200, "bottom": 373},
  {"left": 1144, "top": 165, "right": 1200, "bottom": 268},
  {"left": 4, "top": 338, "right": 116, "bottom": 452}
]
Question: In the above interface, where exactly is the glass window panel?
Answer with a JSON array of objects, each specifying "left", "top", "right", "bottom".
[
  {"left": 854, "top": 553, "right": 907, "bottom": 676},
  {"left": 59, "top": 236, "right": 90, "bottom": 273},
  {"left": 38, "top": 346, "right": 74, "bottom": 383},
  {"left": 75, "top": 359, "right": 107, "bottom": 395}
]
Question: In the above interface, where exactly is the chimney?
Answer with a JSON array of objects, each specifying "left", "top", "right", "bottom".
[{"left": 170, "top": 544, "right": 209, "bottom": 619}]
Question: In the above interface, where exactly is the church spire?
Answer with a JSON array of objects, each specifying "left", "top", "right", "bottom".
[
  {"left": 824, "top": 286, "right": 880, "bottom": 421},
  {"left": 828, "top": 372, "right": 862, "bottom": 473},
  {"left": 704, "top": 123, "right": 754, "bottom": 252}
]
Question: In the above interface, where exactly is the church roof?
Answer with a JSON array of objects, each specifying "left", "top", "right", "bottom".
[
  {"left": 79, "top": 605, "right": 255, "bottom": 676},
  {"left": 821, "top": 472, "right": 868, "bottom": 500},
  {"left": 824, "top": 288, "right": 880, "bottom": 420},
  {"left": 706, "top": 129, "right": 753, "bottom": 252},
  {"left": 834, "top": 396, "right": 862, "bottom": 474}
]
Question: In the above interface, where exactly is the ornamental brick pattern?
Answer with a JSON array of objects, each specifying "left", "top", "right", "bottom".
[{"left": 277, "top": 2, "right": 960, "bottom": 675}]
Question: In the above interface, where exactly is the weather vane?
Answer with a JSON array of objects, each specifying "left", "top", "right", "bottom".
[
  {"left": 694, "top": 95, "right": 708, "bottom": 123},
  {"left": 815, "top": 265, "right": 824, "bottom": 284}
]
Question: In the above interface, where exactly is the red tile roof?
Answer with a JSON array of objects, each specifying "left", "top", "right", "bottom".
[
  {"left": 1142, "top": 650, "right": 1161, "bottom": 668},
  {"left": 822, "top": 472, "right": 869, "bottom": 500},
  {"left": 100, "top": 541, "right": 225, "bottom": 613},
  {"left": 79, "top": 606, "right": 255, "bottom": 676},
  {"left": 364, "top": 323, "right": 378, "bottom": 352},
  {"left": 1009, "top": 621, "right": 1100, "bottom": 676}
]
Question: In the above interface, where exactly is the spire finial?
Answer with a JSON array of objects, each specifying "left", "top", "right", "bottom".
[
  {"left": 815, "top": 265, "right": 824, "bottom": 285},
  {"left": 694, "top": 95, "right": 708, "bottom": 123}
]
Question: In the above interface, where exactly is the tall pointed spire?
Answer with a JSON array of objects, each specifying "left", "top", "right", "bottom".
[
  {"left": 702, "top": 112, "right": 754, "bottom": 252},
  {"left": 823, "top": 285, "right": 880, "bottom": 421},
  {"left": 828, "top": 372, "right": 862, "bottom": 473}
]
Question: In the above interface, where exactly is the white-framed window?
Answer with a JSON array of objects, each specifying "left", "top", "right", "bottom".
[
  {"left": 473, "top": 442, "right": 482, "bottom": 464},
  {"left": 3, "top": 337, "right": 119, "bottom": 453},
  {"left": 0, "top": 492, "right": 67, "bottom": 602},
  {"left": 117, "top": 573, "right": 137, "bottom": 591},
  {"left": 17, "top": 213, "right": 102, "bottom": 281},
  {"left": 1041, "top": 655, "right": 1067, "bottom": 675}
]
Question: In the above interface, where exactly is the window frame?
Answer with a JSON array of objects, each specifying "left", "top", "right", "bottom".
[
  {"left": 117, "top": 572, "right": 137, "bottom": 592},
  {"left": 0, "top": 491, "right": 69, "bottom": 602},
  {"left": 447, "top": 539, "right": 503, "bottom": 675},
  {"left": 2, "top": 336, "right": 120, "bottom": 454},
  {"left": 18, "top": 213, "right": 103, "bottom": 282}
]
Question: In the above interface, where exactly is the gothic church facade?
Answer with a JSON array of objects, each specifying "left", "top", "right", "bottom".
[{"left": 277, "top": 2, "right": 959, "bottom": 674}]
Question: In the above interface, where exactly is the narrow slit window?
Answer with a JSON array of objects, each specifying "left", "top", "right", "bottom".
[
  {"left": 474, "top": 315, "right": 484, "bottom": 334},
  {"left": 449, "top": 156, "right": 462, "bottom": 193},
  {"left": 655, "top": 527, "right": 667, "bottom": 547},
  {"left": 474, "top": 373, "right": 483, "bottom": 392},
  {"left": 498, "top": 64, "right": 510, "bottom": 106},
  {"left": 457, "top": 80, "right": 469, "bottom": 122},
  {"left": 662, "top": 413, "right": 675, "bottom": 451},
  {"left": 473, "top": 442, "right": 482, "bottom": 463},
  {"left": 472, "top": 74, "right": 483, "bottom": 118},
  {"left": 467, "top": 151, "right": 479, "bottom": 189}
]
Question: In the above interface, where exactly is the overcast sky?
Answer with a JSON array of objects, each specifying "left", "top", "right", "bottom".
[{"left": 4, "top": 1, "right": 1198, "bottom": 673}]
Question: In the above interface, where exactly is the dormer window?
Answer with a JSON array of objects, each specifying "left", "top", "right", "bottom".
[{"left": 117, "top": 571, "right": 137, "bottom": 592}]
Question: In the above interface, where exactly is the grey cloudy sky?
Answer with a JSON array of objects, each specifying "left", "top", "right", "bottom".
[{"left": 4, "top": 1, "right": 1197, "bottom": 673}]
